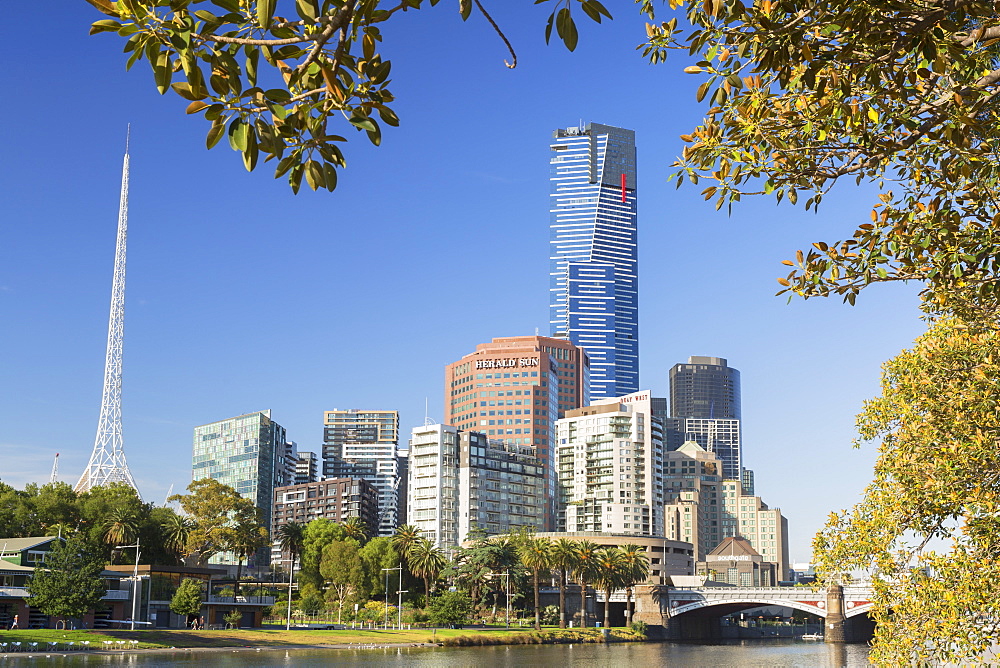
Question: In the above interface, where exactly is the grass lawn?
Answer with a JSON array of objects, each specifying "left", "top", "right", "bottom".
[{"left": 0, "top": 626, "right": 553, "bottom": 650}]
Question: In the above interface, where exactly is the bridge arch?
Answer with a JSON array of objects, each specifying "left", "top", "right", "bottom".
[{"left": 668, "top": 597, "right": 828, "bottom": 618}]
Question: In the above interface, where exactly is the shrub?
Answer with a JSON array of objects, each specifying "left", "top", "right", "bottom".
[
  {"left": 428, "top": 591, "right": 473, "bottom": 627},
  {"left": 541, "top": 605, "right": 560, "bottom": 626},
  {"left": 629, "top": 620, "right": 648, "bottom": 638}
]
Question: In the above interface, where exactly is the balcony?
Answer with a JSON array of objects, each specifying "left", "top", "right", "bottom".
[
  {"left": 207, "top": 595, "right": 276, "bottom": 606},
  {"left": 0, "top": 587, "right": 130, "bottom": 602}
]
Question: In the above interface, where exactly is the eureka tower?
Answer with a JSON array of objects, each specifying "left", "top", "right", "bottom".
[{"left": 548, "top": 122, "right": 638, "bottom": 399}]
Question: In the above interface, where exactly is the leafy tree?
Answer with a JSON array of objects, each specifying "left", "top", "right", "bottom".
[
  {"left": 83, "top": 0, "right": 611, "bottom": 193},
  {"left": 815, "top": 319, "right": 1000, "bottom": 664},
  {"left": 298, "top": 518, "right": 347, "bottom": 591},
  {"left": 170, "top": 577, "right": 204, "bottom": 617},
  {"left": 298, "top": 583, "right": 325, "bottom": 615},
  {"left": 592, "top": 547, "right": 625, "bottom": 629},
  {"left": 320, "top": 539, "right": 364, "bottom": 623},
  {"left": 168, "top": 478, "right": 260, "bottom": 565},
  {"left": 639, "top": 0, "right": 1000, "bottom": 322},
  {"left": 229, "top": 505, "right": 269, "bottom": 595},
  {"left": 103, "top": 505, "right": 140, "bottom": 559},
  {"left": 358, "top": 536, "right": 399, "bottom": 600},
  {"left": 550, "top": 538, "right": 579, "bottom": 629},
  {"left": 26, "top": 535, "right": 107, "bottom": 623},
  {"left": 517, "top": 536, "right": 552, "bottom": 630},
  {"left": 406, "top": 538, "right": 446, "bottom": 607},
  {"left": 452, "top": 532, "right": 519, "bottom": 610},
  {"left": 428, "top": 590, "right": 472, "bottom": 627}
]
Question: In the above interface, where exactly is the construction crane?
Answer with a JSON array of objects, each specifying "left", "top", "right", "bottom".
[{"left": 49, "top": 453, "right": 59, "bottom": 484}]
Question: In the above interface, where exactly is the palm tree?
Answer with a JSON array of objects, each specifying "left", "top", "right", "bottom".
[
  {"left": 277, "top": 521, "right": 306, "bottom": 569},
  {"left": 229, "top": 507, "right": 267, "bottom": 596},
  {"left": 407, "top": 538, "right": 447, "bottom": 607},
  {"left": 593, "top": 547, "right": 626, "bottom": 629},
  {"left": 103, "top": 505, "right": 139, "bottom": 562},
  {"left": 391, "top": 524, "right": 422, "bottom": 577},
  {"left": 162, "top": 512, "right": 195, "bottom": 563},
  {"left": 572, "top": 540, "right": 599, "bottom": 628},
  {"left": 518, "top": 537, "right": 552, "bottom": 630},
  {"left": 619, "top": 544, "right": 649, "bottom": 627},
  {"left": 550, "top": 538, "right": 579, "bottom": 628},
  {"left": 342, "top": 516, "right": 367, "bottom": 544}
]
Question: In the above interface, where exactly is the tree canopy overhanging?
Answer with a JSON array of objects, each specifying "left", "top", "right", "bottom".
[{"left": 84, "top": 0, "right": 611, "bottom": 194}]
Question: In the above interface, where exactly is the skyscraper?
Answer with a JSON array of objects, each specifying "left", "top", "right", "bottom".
[
  {"left": 669, "top": 356, "right": 741, "bottom": 420},
  {"left": 549, "top": 122, "right": 638, "bottom": 400},
  {"left": 322, "top": 409, "right": 405, "bottom": 536},
  {"left": 444, "top": 335, "right": 588, "bottom": 529},
  {"left": 665, "top": 356, "right": 744, "bottom": 481},
  {"left": 192, "top": 410, "right": 286, "bottom": 567}
]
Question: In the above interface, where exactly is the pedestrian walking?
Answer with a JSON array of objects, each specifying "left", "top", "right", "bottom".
[{"left": 10, "top": 614, "right": 19, "bottom": 630}]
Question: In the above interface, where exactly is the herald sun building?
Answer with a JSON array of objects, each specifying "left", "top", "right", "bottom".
[{"left": 444, "top": 335, "right": 589, "bottom": 529}]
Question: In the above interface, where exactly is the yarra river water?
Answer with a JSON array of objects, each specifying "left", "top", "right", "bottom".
[{"left": 1, "top": 641, "right": 872, "bottom": 666}]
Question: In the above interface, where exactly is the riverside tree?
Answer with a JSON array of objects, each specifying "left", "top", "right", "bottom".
[
  {"left": 637, "top": 0, "right": 1000, "bottom": 661},
  {"left": 83, "top": 0, "right": 612, "bottom": 193},
  {"left": 26, "top": 535, "right": 108, "bottom": 624},
  {"left": 170, "top": 577, "right": 204, "bottom": 618}
]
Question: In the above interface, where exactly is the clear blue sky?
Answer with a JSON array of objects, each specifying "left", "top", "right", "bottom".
[{"left": 0, "top": 3, "right": 925, "bottom": 562}]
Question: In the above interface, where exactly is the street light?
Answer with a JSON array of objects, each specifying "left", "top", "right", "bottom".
[
  {"left": 381, "top": 565, "right": 405, "bottom": 629},
  {"left": 114, "top": 542, "right": 141, "bottom": 631},
  {"left": 488, "top": 571, "right": 511, "bottom": 628},
  {"left": 280, "top": 558, "right": 296, "bottom": 631}
]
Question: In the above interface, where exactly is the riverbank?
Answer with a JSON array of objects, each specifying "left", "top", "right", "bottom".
[{"left": 0, "top": 625, "right": 644, "bottom": 654}]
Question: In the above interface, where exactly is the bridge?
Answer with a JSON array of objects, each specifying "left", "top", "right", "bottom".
[{"left": 541, "top": 583, "right": 875, "bottom": 642}]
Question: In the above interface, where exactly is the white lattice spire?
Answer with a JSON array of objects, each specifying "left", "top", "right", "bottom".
[{"left": 76, "top": 128, "right": 138, "bottom": 495}]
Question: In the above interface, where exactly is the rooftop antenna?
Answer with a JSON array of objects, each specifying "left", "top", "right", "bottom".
[
  {"left": 423, "top": 397, "right": 435, "bottom": 426},
  {"left": 49, "top": 453, "right": 59, "bottom": 484},
  {"left": 76, "top": 125, "right": 138, "bottom": 496}
]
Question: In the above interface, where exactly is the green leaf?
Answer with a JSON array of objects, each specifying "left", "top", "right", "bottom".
[
  {"left": 349, "top": 115, "right": 377, "bottom": 132},
  {"left": 256, "top": 0, "right": 277, "bottom": 28},
  {"left": 295, "top": 0, "right": 318, "bottom": 21},
  {"left": 206, "top": 118, "right": 226, "bottom": 149},
  {"left": 322, "top": 163, "right": 339, "bottom": 191},
  {"left": 228, "top": 118, "right": 248, "bottom": 152},
  {"left": 304, "top": 160, "right": 323, "bottom": 191},
  {"left": 243, "top": 126, "right": 259, "bottom": 171},
  {"left": 171, "top": 82, "right": 207, "bottom": 101},
  {"left": 89, "top": 19, "right": 122, "bottom": 35},
  {"left": 153, "top": 51, "right": 172, "bottom": 95},
  {"left": 460, "top": 0, "right": 472, "bottom": 21},
  {"left": 186, "top": 100, "right": 210, "bottom": 114}
]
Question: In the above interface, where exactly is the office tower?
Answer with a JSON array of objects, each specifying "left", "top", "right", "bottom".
[
  {"left": 271, "top": 478, "right": 379, "bottom": 564},
  {"left": 294, "top": 452, "right": 318, "bottom": 485},
  {"left": 444, "top": 335, "right": 589, "bottom": 529},
  {"left": 76, "top": 134, "right": 137, "bottom": 494},
  {"left": 669, "top": 356, "right": 741, "bottom": 420},
  {"left": 549, "top": 122, "right": 638, "bottom": 400},
  {"left": 555, "top": 391, "right": 664, "bottom": 535},
  {"left": 663, "top": 439, "right": 788, "bottom": 580},
  {"left": 322, "top": 409, "right": 404, "bottom": 536},
  {"left": 408, "top": 424, "right": 545, "bottom": 552},
  {"left": 192, "top": 410, "right": 286, "bottom": 567}
]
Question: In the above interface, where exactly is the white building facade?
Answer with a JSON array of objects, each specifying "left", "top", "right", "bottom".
[{"left": 556, "top": 390, "right": 664, "bottom": 535}]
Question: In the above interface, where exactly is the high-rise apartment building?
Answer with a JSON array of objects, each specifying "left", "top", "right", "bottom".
[
  {"left": 444, "top": 335, "right": 589, "bottom": 529},
  {"left": 270, "top": 477, "right": 380, "bottom": 563},
  {"left": 294, "top": 451, "right": 318, "bottom": 485},
  {"left": 192, "top": 410, "right": 286, "bottom": 567},
  {"left": 322, "top": 409, "right": 404, "bottom": 536},
  {"left": 669, "top": 356, "right": 741, "bottom": 420},
  {"left": 407, "top": 424, "right": 546, "bottom": 552},
  {"left": 549, "top": 122, "right": 639, "bottom": 400},
  {"left": 663, "top": 440, "right": 788, "bottom": 580},
  {"left": 555, "top": 391, "right": 664, "bottom": 535}
]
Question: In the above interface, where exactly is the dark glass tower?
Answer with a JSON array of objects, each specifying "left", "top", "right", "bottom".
[{"left": 669, "top": 356, "right": 741, "bottom": 420}]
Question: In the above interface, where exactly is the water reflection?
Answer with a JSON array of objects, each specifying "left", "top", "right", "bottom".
[{"left": 0, "top": 640, "right": 871, "bottom": 667}]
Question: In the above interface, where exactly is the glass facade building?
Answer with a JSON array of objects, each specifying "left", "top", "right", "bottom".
[
  {"left": 549, "top": 122, "right": 638, "bottom": 400},
  {"left": 191, "top": 409, "right": 286, "bottom": 567}
]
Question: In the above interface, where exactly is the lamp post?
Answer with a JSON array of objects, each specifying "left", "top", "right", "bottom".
[
  {"left": 489, "top": 571, "right": 511, "bottom": 628},
  {"left": 381, "top": 566, "right": 405, "bottom": 629},
  {"left": 115, "top": 542, "right": 141, "bottom": 631},
  {"left": 281, "top": 558, "right": 296, "bottom": 631}
]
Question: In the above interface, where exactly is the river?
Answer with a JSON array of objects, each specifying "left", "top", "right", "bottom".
[{"left": 2, "top": 640, "right": 871, "bottom": 666}]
